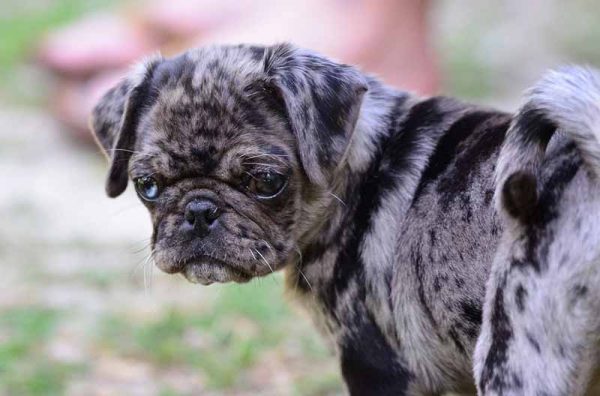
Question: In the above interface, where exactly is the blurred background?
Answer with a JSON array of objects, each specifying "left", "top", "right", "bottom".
[{"left": 1, "top": 0, "right": 600, "bottom": 395}]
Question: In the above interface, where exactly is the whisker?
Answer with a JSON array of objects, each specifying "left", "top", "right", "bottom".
[
  {"left": 142, "top": 248, "right": 156, "bottom": 293},
  {"left": 106, "top": 148, "right": 156, "bottom": 160},
  {"left": 131, "top": 253, "right": 148, "bottom": 277},
  {"left": 131, "top": 242, "right": 151, "bottom": 254},
  {"left": 297, "top": 268, "right": 312, "bottom": 291},
  {"left": 245, "top": 153, "right": 290, "bottom": 159},
  {"left": 255, "top": 248, "right": 274, "bottom": 274},
  {"left": 329, "top": 192, "right": 347, "bottom": 206},
  {"left": 106, "top": 148, "right": 140, "bottom": 154},
  {"left": 129, "top": 246, "right": 154, "bottom": 291},
  {"left": 241, "top": 162, "right": 278, "bottom": 167},
  {"left": 243, "top": 153, "right": 290, "bottom": 165},
  {"left": 294, "top": 246, "right": 312, "bottom": 291},
  {"left": 249, "top": 248, "right": 257, "bottom": 261},
  {"left": 294, "top": 246, "right": 303, "bottom": 266}
]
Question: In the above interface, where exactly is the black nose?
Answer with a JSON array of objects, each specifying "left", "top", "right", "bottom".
[{"left": 183, "top": 199, "right": 221, "bottom": 237}]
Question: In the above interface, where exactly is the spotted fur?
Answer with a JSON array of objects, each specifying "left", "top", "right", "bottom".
[{"left": 90, "top": 44, "right": 599, "bottom": 395}]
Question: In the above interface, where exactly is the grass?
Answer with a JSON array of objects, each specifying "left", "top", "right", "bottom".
[
  {"left": 98, "top": 278, "right": 342, "bottom": 392},
  {"left": 0, "top": 307, "right": 82, "bottom": 395},
  {"left": 0, "top": 279, "right": 342, "bottom": 395}
]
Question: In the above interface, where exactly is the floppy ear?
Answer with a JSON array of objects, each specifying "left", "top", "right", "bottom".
[
  {"left": 89, "top": 55, "right": 162, "bottom": 198},
  {"left": 264, "top": 43, "right": 368, "bottom": 187}
]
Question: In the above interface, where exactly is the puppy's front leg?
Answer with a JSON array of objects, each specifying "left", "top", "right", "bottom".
[{"left": 339, "top": 314, "right": 414, "bottom": 396}]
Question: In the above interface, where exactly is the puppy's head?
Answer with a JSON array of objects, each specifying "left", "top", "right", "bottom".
[{"left": 90, "top": 44, "right": 367, "bottom": 285}]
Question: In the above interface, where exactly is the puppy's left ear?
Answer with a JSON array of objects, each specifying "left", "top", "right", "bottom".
[
  {"left": 264, "top": 43, "right": 368, "bottom": 187},
  {"left": 89, "top": 55, "right": 162, "bottom": 197}
]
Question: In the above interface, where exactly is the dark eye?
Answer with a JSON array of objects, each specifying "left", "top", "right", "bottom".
[
  {"left": 246, "top": 171, "right": 288, "bottom": 199},
  {"left": 134, "top": 176, "right": 161, "bottom": 201}
]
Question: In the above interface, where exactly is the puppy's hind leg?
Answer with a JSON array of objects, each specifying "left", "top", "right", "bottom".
[
  {"left": 475, "top": 246, "right": 600, "bottom": 395},
  {"left": 475, "top": 174, "right": 600, "bottom": 396}
]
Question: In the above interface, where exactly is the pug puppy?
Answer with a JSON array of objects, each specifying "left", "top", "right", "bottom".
[{"left": 90, "top": 44, "right": 598, "bottom": 395}]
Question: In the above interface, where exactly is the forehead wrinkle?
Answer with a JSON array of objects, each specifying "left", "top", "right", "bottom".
[
  {"left": 150, "top": 54, "right": 287, "bottom": 141},
  {"left": 132, "top": 46, "right": 297, "bottom": 179}
]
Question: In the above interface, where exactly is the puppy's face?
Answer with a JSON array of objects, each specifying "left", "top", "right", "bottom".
[{"left": 90, "top": 44, "right": 367, "bottom": 285}]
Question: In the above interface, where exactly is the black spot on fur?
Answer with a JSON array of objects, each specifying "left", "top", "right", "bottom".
[
  {"left": 535, "top": 144, "right": 581, "bottom": 225},
  {"left": 502, "top": 172, "right": 538, "bottom": 222},
  {"left": 436, "top": 114, "right": 511, "bottom": 207},
  {"left": 433, "top": 276, "right": 442, "bottom": 292},
  {"left": 512, "top": 105, "right": 556, "bottom": 148},
  {"left": 573, "top": 284, "right": 588, "bottom": 297},
  {"left": 190, "top": 147, "right": 219, "bottom": 173},
  {"left": 238, "top": 225, "right": 249, "bottom": 238},
  {"left": 376, "top": 97, "right": 447, "bottom": 191},
  {"left": 414, "top": 111, "right": 492, "bottom": 197},
  {"left": 484, "top": 189, "right": 494, "bottom": 205},
  {"left": 459, "top": 299, "right": 483, "bottom": 327},
  {"left": 151, "top": 53, "right": 195, "bottom": 90},
  {"left": 309, "top": 74, "right": 354, "bottom": 166},
  {"left": 257, "top": 242, "right": 269, "bottom": 255},
  {"left": 515, "top": 284, "right": 528, "bottom": 312},
  {"left": 429, "top": 229, "right": 437, "bottom": 245},
  {"left": 238, "top": 98, "right": 270, "bottom": 130},
  {"left": 526, "top": 332, "right": 541, "bottom": 354},
  {"left": 248, "top": 45, "right": 265, "bottom": 61},
  {"left": 340, "top": 313, "right": 413, "bottom": 395},
  {"left": 511, "top": 144, "right": 581, "bottom": 273},
  {"left": 280, "top": 72, "right": 299, "bottom": 95},
  {"left": 302, "top": 241, "right": 330, "bottom": 266},
  {"left": 480, "top": 276, "right": 513, "bottom": 392}
]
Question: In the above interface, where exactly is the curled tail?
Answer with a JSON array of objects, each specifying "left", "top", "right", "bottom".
[{"left": 496, "top": 66, "right": 600, "bottom": 222}]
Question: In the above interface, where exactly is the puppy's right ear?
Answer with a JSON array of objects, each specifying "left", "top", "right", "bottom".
[
  {"left": 89, "top": 54, "right": 162, "bottom": 198},
  {"left": 263, "top": 43, "right": 368, "bottom": 187}
]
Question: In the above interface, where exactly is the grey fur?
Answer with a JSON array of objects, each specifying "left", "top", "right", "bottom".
[{"left": 89, "top": 44, "right": 600, "bottom": 395}]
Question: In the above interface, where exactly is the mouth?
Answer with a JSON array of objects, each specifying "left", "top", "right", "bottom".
[{"left": 177, "top": 256, "right": 252, "bottom": 285}]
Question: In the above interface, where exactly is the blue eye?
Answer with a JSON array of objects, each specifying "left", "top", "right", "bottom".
[{"left": 134, "top": 176, "right": 160, "bottom": 201}]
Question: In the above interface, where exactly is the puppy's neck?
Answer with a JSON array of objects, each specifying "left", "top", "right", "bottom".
[
  {"left": 326, "top": 79, "right": 416, "bottom": 219},
  {"left": 290, "top": 81, "right": 417, "bottom": 277}
]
